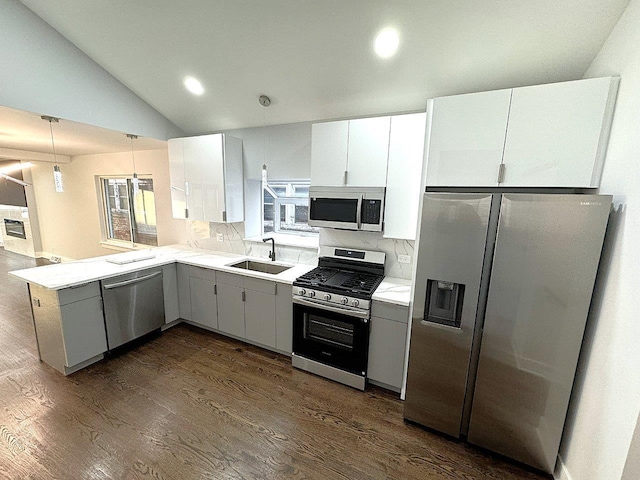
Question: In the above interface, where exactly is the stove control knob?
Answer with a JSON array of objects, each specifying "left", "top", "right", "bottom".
[
  {"left": 323, "top": 294, "right": 331, "bottom": 301},
  {"left": 299, "top": 288, "right": 306, "bottom": 296},
  {"left": 351, "top": 299, "right": 360, "bottom": 307},
  {"left": 308, "top": 290, "right": 316, "bottom": 298},
  {"left": 341, "top": 297, "right": 349, "bottom": 305}
]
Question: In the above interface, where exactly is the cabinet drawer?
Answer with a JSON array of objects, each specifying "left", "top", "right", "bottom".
[
  {"left": 371, "top": 302, "right": 409, "bottom": 323},
  {"left": 58, "top": 282, "right": 101, "bottom": 305},
  {"left": 188, "top": 265, "right": 217, "bottom": 282},
  {"left": 216, "top": 271, "right": 245, "bottom": 287},
  {"left": 244, "top": 277, "right": 276, "bottom": 295}
]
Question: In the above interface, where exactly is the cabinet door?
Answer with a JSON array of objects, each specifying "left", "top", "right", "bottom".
[
  {"left": 384, "top": 113, "right": 427, "bottom": 240},
  {"left": 346, "top": 116, "right": 391, "bottom": 187},
  {"left": 310, "top": 121, "right": 349, "bottom": 186},
  {"left": 189, "top": 277, "right": 218, "bottom": 329},
  {"left": 168, "top": 139, "right": 187, "bottom": 219},
  {"left": 368, "top": 315, "right": 408, "bottom": 391},
  {"left": 162, "top": 264, "right": 179, "bottom": 324},
  {"left": 177, "top": 263, "right": 191, "bottom": 321},
  {"left": 217, "top": 283, "right": 245, "bottom": 338},
  {"left": 245, "top": 287, "right": 276, "bottom": 349},
  {"left": 425, "top": 89, "right": 511, "bottom": 187},
  {"left": 501, "top": 77, "right": 618, "bottom": 187},
  {"left": 221, "top": 135, "right": 244, "bottom": 223},
  {"left": 182, "top": 137, "right": 206, "bottom": 221},
  {"left": 200, "top": 135, "right": 226, "bottom": 223},
  {"left": 61, "top": 297, "right": 108, "bottom": 368},
  {"left": 275, "top": 284, "right": 293, "bottom": 354}
]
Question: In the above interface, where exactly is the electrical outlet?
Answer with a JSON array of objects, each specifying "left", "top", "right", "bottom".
[
  {"left": 50, "top": 255, "right": 61, "bottom": 263},
  {"left": 216, "top": 233, "right": 224, "bottom": 242},
  {"left": 398, "top": 254, "right": 411, "bottom": 264}
]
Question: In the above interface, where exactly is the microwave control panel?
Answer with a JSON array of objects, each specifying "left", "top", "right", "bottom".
[{"left": 361, "top": 199, "right": 382, "bottom": 225}]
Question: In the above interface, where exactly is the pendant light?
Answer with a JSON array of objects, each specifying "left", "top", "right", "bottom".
[
  {"left": 127, "top": 134, "right": 140, "bottom": 195},
  {"left": 259, "top": 95, "right": 271, "bottom": 235},
  {"left": 42, "top": 115, "right": 63, "bottom": 192}
]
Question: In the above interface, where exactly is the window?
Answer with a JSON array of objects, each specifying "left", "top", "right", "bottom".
[
  {"left": 263, "top": 180, "right": 317, "bottom": 235},
  {"left": 101, "top": 177, "right": 158, "bottom": 246}
]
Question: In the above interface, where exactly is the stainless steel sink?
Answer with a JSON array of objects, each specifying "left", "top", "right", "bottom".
[{"left": 228, "top": 260, "right": 291, "bottom": 275}]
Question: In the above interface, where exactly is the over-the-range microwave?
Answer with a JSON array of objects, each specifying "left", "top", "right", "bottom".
[{"left": 308, "top": 186, "right": 385, "bottom": 232}]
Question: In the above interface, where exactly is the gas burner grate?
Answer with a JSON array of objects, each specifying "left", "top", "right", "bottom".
[
  {"left": 341, "top": 273, "right": 382, "bottom": 293},
  {"left": 297, "top": 267, "right": 339, "bottom": 284}
]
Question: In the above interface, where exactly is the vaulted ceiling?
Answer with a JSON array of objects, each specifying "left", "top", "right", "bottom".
[{"left": 20, "top": 0, "right": 630, "bottom": 135}]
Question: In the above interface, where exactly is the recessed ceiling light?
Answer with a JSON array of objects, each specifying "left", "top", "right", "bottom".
[
  {"left": 184, "top": 76, "right": 204, "bottom": 96},
  {"left": 374, "top": 28, "right": 400, "bottom": 59}
]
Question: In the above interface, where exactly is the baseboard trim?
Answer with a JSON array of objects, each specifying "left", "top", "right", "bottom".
[{"left": 554, "top": 455, "right": 573, "bottom": 480}]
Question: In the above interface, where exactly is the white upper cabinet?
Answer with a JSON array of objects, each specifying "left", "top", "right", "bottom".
[
  {"left": 310, "top": 117, "right": 391, "bottom": 187},
  {"left": 501, "top": 77, "right": 619, "bottom": 187},
  {"left": 169, "top": 133, "right": 244, "bottom": 223},
  {"left": 346, "top": 116, "right": 391, "bottom": 187},
  {"left": 384, "top": 113, "right": 427, "bottom": 240},
  {"left": 310, "top": 120, "right": 349, "bottom": 186},
  {"left": 425, "top": 89, "right": 512, "bottom": 187},
  {"left": 424, "top": 77, "right": 619, "bottom": 188},
  {"left": 168, "top": 139, "right": 187, "bottom": 219}
]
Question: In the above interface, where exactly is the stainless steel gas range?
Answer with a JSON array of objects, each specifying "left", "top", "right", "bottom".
[{"left": 291, "top": 246, "right": 385, "bottom": 390}]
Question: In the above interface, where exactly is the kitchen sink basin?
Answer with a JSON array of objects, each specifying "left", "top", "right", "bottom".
[{"left": 228, "top": 260, "right": 291, "bottom": 275}]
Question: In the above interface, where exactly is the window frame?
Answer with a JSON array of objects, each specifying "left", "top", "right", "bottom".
[
  {"left": 99, "top": 175, "right": 158, "bottom": 248},
  {"left": 262, "top": 179, "right": 317, "bottom": 237}
]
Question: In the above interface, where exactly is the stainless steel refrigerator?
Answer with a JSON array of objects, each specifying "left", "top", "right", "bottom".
[{"left": 404, "top": 192, "right": 611, "bottom": 474}]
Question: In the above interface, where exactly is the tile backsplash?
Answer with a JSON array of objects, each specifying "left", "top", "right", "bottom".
[{"left": 186, "top": 220, "right": 415, "bottom": 280}]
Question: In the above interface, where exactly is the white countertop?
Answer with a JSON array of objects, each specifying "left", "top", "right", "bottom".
[
  {"left": 372, "top": 277, "right": 412, "bottom": 307},
  {"left": 9, "top": 244, "right": 411, "bottom": 306}
]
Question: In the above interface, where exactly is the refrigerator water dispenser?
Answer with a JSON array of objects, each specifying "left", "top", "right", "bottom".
[{"left": 425, "top": 280, "right": 464, "bottom": 327}]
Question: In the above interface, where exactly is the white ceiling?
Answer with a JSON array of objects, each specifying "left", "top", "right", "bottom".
[
  {"left": 20, "top": 0, "right": 630, "bottom": 135},
  {"left": 0, "top": 105, "right": 166, "bottom": 157}
]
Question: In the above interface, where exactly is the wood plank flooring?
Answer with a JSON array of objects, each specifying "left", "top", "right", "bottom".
[{"left": 0, "top": 248, "right": 549, "bottom": 479}]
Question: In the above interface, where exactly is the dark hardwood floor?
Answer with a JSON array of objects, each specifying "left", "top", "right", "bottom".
[{"left": 0, "top": 248, "right": 548, "bottom": 479}]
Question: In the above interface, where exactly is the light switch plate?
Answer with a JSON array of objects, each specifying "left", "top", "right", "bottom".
[
  {"left": 398, "top": 254, "right": 411, "bottom": 264},
  {"left": 216, "top": 233, "right": 224, "bottom": 242}
]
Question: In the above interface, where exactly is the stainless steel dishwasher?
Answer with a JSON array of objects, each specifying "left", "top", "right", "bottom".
[{"left": 101, "top": 267, "right": 165, "bottom": 349}]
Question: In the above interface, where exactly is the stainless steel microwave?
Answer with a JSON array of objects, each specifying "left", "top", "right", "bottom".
[{"left": 308, "top": 186, "right": 385, "bottom": 232}]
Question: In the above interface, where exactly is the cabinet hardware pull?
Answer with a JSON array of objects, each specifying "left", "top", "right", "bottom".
[
  {"left": 498, "top": 164, "right": 506, "bottom": 184},
  {"left": 214, "top": 284, "right": 217, "bottom": 295},
  {"left": 274, "top": 284, "right": 277, "bottom": 295},
  {"left": 343, "top": 170, "right": 348, "bottom": 185},
  {"left": 223, "top": 211, "right": 227, "bottom": 222},
  {"left": 242, "top": 291, "right": 246, "bottom": 302},
  {"left": 185, "top": 208, "right": 189, "bottom": 219}
]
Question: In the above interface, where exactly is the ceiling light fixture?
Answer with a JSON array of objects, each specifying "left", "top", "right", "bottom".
[
  {"left": 42, "top": 115, "right": 63, "bottom": 193},
  {"left": 184, "top": 76, "right": 205, "bottom": 95},
  {"left": 374, "top": 27, "right": 400, "bottom": 59}
]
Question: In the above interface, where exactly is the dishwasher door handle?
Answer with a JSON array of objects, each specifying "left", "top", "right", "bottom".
[{"left": 103, "top": 271, "right": 162, "bottom": 290}]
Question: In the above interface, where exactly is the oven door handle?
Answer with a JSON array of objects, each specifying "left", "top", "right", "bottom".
[{"left": 293, "top": 296, "right": 370, "bottom": 320}]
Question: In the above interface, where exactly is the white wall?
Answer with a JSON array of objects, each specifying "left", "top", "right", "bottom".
[
  {"left": 30, "top": 149, "right": 186, "bottom": 260},
  {"left": 0, "top": 0, "right": 183, "bottom": 140},
  {"left": 559, "top": 1, "right": 640, "bottom": 479}
]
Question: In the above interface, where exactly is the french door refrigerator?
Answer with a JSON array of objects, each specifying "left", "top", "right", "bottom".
[{"left": 404, "top": 192, "right": 611, "bottom": 474}]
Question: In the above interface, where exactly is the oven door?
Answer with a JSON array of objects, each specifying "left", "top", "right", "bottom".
[{"left": 292, "top": 298, "right": 370, "bottom": 376}]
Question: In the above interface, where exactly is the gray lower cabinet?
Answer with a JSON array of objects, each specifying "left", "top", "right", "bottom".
[
  {"left": 177, "top": 263, "right": 191, "bottom": 321},
  {"left": 217, "top": 282, "right": 246, "bottom": 338},
  {"left": 162, "top": 264, "right": 180, "bottom": 323},
  {"left": 189, "top": 266, "right": 218, "bottom": 329},
  {"left": 275, "top": 284, "right": 293, "bottom": 354},
  {"left": 30, "top": 282, "right": 108, "bottom": 375},
  {"left": 368, "top": 302, "right": 409, "bottom": 391},
  {"left": 244, "top": 278, "right": 277, "bottom": 349}
]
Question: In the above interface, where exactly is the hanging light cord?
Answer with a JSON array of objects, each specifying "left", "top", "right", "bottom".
[
  {"left": 48, "top": 119, "right": 58, "bottom": 164},
  {"left": 128, "top": 134, "right": 138, "bottom": 178}
]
